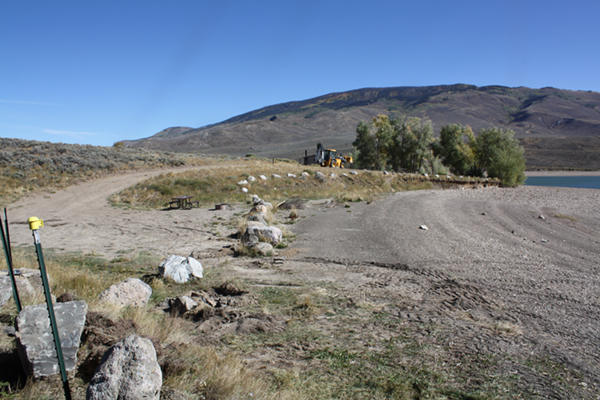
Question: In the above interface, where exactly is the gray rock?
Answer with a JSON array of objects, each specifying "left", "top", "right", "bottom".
[
  {"left": 173, "top": 295, "right": 198, "bottom": 314},
  {"left": 315, "top": 172, "right": 325, "bottom": 179},
  {"left": 271, "top": 174, "right": 281, "bottom": 179},
  {"left": 0, "top": 268, "right": 45, "bottom": 307},
  {"left": 98, "top": 278, "right": 152, "bottom": 307},
  {"left": 247, "top": 214, "right": 267, "bottom": 226},
  {"left": 350, "top": 171, "right": 358, "bottom": 175},
  {"left": 538, "top": 215, "right": 546, "bottom": 220},
  {"left": 158, "top": 255, "right": 203, "bottom": 283},
  {"left": 87, "top": 335, "right": 162, "bottom": 400},
  {"left": 251, "top": 242, "right": 274, "bottom": 256},
  {"left": 242, "top": 226, "right": 282, "bottom": 246},
  {"left": 419, "top": 225, "right": 429, "bottom": 231},
  {"left": 16, "top": 300, "right": 87, "bottom": 377}
]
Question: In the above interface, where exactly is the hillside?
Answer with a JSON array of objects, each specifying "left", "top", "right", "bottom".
[{"left": 122, "top": 84, "right": 600, "bottom": 170}]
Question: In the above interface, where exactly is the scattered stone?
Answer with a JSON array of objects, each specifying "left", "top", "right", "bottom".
[
  {"left": 158, "top": 255, "right": 203, "bottom": 284},
  {"left": 541, "top": 239, "right": 548, "bottom": 243},
  {"left": 315, "top": 171, "right": 325, "bottom": 179},
  {"left": 538, "top": 215, "right": 546, "bottom": 220},
  {"left": 16, "top": 300, "right": 87, "bottom": 377},
  {"left": 301, "top": 172, "right": 310, "bottom": 177},
  {"left": 342, "top": 173, "right": 348, "bottom": 177},
  {"left": 435, "top": 174, "right": 440, "bottom": 178},
  {"left": 511, "top": 230, "right": 516, "bottom": 234},
  {"left": 329, "top": 173, "right": 336, "bottom": 178},
  {"left": 247, "top": 176, "right": 256, "bottom": 182},
  {"left": 419, "top": 225, "right": 429, "bottom": 231},
  {"left": 423, "top": 173, "right": 428, "bottom": 177},
  {"left": 237, "top": 180, "right": 248, "bottom": 186},
  {"left": 172, "top": 296, "right": 198, "bottom": 314},
  {"left": 98, "top": 278, "right": 152, "bottom": 307},
  {"left": 241, "top": 187, "right": 249, "bottom": 193},
  {"left": 482, "top": 212, "right": 486, "bottom": 216},
  {"left": 251, "top": 242, "right": 274, "bottom": 256},
  {"left": 383, "top": 170, "right": 389, "bottom": 175},
  {"left": 287, "top": 173, "right": 296, "bottom": 178},
  {"left": 259, "top": 175, "right": 268, "bottom": 180},
  {"left": 247, "top": 213, "right": 268, "bottom": 226},
  {"left": 350, "top": 171, "right": 358, "bottom": 175},
  {"left": 242, "top": 226, "right": 282, "bottom": 246},
  {"left": 272, "top": 174, "right": 281, "bottom": 179},
  {"left": 87, "top": 335, "right": 162, "bottom": 400}
]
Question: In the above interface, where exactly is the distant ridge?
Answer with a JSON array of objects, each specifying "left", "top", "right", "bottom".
[{"left": 122, "top": 85, "right": 600, "bottom": 170}]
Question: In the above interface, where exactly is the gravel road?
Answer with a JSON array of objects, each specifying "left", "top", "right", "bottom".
[{"left": 292, "top": 186, "right": 600, "bottom": 396}]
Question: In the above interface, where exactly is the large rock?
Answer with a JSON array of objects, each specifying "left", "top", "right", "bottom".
[
  {"left": 98, "top": 278, "right": 152, "bottom": 307},
  {"left": 15, "top": 300, "right": 88, "bottom": 377},
  {"left": 242, "top": 226, "right": 282, "bottom": 246},
  {"left": 158, "top": 255, "right": 203, "bottom": 283},
  {"left": 86, "top": 335, "right": 162, "bottom": 400},
  {"left": 0, "top": 268, "right": 46, "bottom": 307}
]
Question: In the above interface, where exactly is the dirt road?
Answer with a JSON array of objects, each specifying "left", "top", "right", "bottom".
[{"left": 6, "top": 167, "right": 236, "bottom": 260}]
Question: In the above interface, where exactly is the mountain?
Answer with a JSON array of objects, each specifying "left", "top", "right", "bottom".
[{"left": 121, "top": 84, "right": 600, "bottom": 170}]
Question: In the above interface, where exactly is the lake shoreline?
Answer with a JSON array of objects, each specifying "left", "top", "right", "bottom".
[{"left": 525, "top": 170, "right": 600, "bottom": 177}]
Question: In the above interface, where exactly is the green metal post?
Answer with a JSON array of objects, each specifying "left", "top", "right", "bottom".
[
  {"left": 31, "top": 226, "right": 71, "bottom": 400},
  {"left": 0, "top": 210, "right": 21, "bottom": 312}
]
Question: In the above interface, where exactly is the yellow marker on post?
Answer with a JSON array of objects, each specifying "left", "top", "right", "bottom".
[{"left": 27, "top": 216, "right": 44, "bottom": 231}]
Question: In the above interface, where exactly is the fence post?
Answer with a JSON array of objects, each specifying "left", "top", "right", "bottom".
[{"left": 28, "top": 216, "right": 71, "bottom": 400}]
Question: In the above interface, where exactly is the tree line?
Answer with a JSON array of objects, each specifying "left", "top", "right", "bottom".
[{"left": 352, "top": 115, "right": 526, "bottom": 186}]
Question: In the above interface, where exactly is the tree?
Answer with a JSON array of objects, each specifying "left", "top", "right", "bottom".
[
  {"left": 352, "top": 115, "right": 393, "bottom": 170},
  {"left": 352, "top": 121, "right": 377, "bottom": 169},
  {"left": 390, "top": 116, "right": 433, "bottom": 172},
  {"left": 472, "top": 128, "right": 526, "bottom": 186},
  {"left": 434, "top": 124, "right": 475, "bottom": 175}
]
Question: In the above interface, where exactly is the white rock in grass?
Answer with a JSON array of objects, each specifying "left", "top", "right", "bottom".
[
  {"left": 158, "top": 255, "right": 203, "bottom": 283},
  {"left": 241, "top": 187, "right": 249, "bottom": 193},
  {"left": 237, "top": 180, "right": 248, "bottom": 186},
  {"left": 98, "top": 278, "right": 152, "bottom": 307},
  {"left": 350, "top": 170, "right": 358, "bottom": 175},
  {"left": 301, "top": 172, "right": 310, "bottom": 177},
  {"left": 287, "top": 173, "right": 296, "bottom": 178},
  {"left": 259, "top": 175, "right": 268, "bottom": 180},
  {"left": 272, "top": 174, "right": 281, "bottom": 179},
  {"left": 247, "top": 176, "right": 256, "bottom": 182}
]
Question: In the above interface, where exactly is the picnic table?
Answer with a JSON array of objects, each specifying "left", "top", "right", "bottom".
[{"left": 169, "top": 196, "right": 199, "bottom": 210}]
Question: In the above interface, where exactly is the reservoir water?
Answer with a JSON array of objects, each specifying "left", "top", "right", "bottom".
[{"left": 525, "top": 175, "right": 600, "bottom": 190}]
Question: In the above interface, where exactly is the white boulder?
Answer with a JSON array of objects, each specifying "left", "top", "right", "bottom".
[{"left": 158, "top": 255, "right": 203, "bottom": 284}]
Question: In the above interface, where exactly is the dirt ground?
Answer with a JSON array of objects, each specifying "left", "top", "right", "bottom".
[{"left": 5, "top": 169, "right": 600, "bottom": 398}]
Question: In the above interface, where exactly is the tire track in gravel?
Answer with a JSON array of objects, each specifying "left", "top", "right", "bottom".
[{"left": 292, "top": 187, "right": 600, "bottom": 390}]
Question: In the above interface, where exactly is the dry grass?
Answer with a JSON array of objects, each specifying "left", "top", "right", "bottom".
[{"left": 112, "top": 159, "right": 439, "bottom": 210}]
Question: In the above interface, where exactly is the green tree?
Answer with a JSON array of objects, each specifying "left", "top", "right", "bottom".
[
  {"left": 434, "top": 124, "right": 475, "bottom": 175},
  {"left": 473, "top": 128, "right": 526, "bottom": 186},
  {"left": 352, "top": 115, "right": 393, "bottom": 170},
  {"left": 352, "top": 121, "right": 377, "bottom": 169},
  {"left": 390, "top": 116, "right": 433, "bottom": 172}
]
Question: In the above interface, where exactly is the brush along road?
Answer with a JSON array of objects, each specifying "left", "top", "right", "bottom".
[{"left": 5, "top": 169, "right": 600, "bottom": 396}]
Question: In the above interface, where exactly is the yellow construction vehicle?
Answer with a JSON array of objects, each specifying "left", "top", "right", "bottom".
[{"left": 315, "top": 143, "right": 353, "bottom": 168}]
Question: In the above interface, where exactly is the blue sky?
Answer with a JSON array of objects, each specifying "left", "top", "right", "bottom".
[{"left": 2, "top": 1, "right": 599, "bottom": 147}]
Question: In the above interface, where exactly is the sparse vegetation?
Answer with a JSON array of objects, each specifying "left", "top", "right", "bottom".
[
  {"left": 0, "top": 138, "right": 209, "bottom": 205},
  {"left": 109, "top": 158, "right": 486, "bottom": 210}
]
